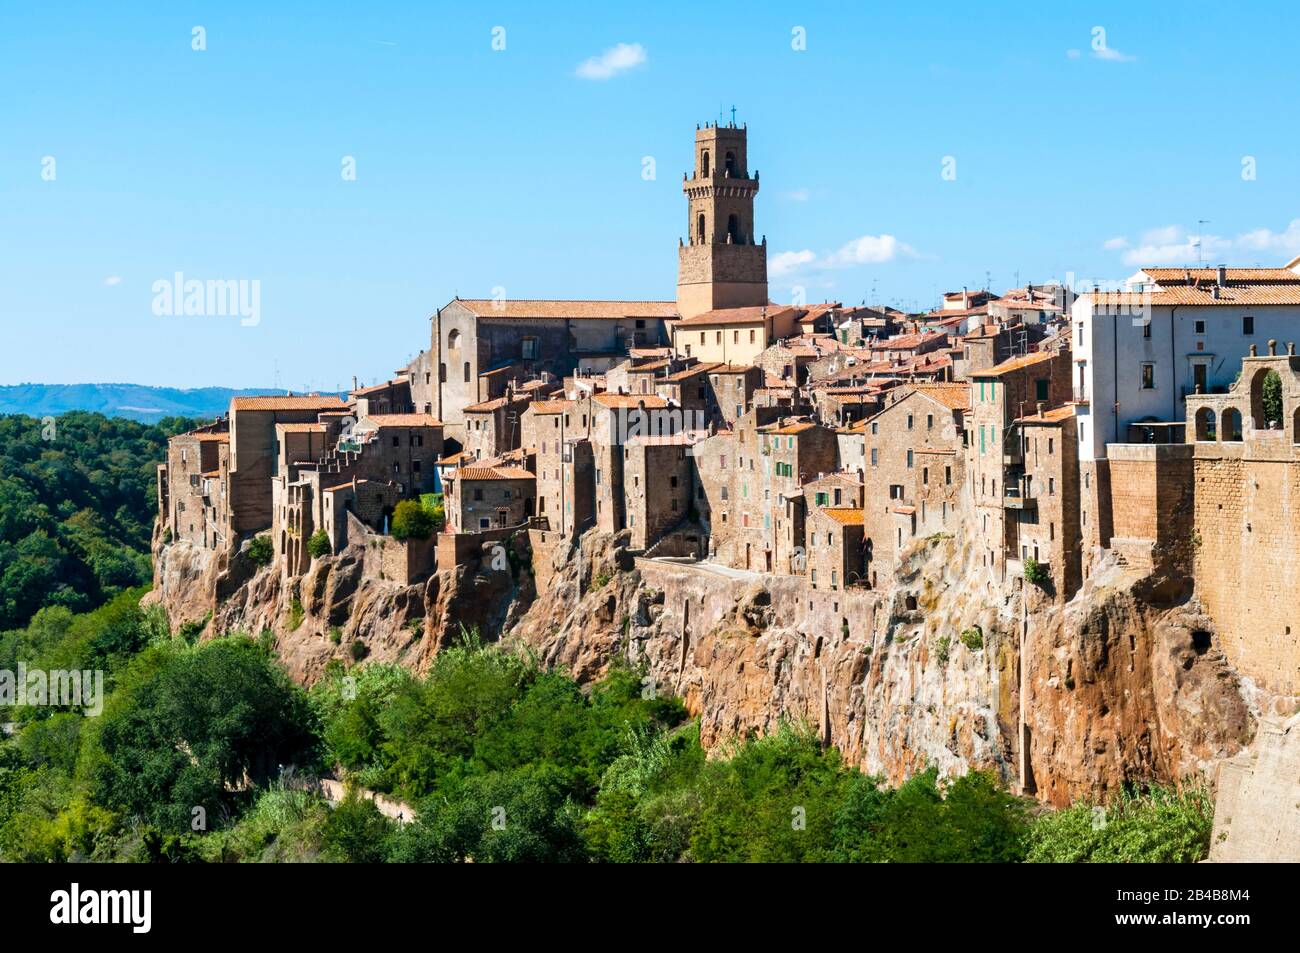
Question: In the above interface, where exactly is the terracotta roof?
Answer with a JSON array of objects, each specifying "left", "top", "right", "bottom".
[
  {"left": 350, "top": 380, "right": 402, "bottom": 396},
  {"left": 276, "top": 423, "right": 328, "bottom": 433},
  {"left": 872, "top": 331, "right": 947, "bottom": 351},
  {"left": 464, "top": 395, "right": 529, "bottom": 412},
  {"left": 456, "top": 466, "right": 535, "bottom": 481},
  {"left": 1088, "top": 287, "right": 1300, "bottom": 307},
  {"left": 762, "top": 420, "right": 819, "bottom": 436},
  {"left": 674, "top": 305, "right": 800, "bottom": 327},
  {"left": 1016, "top": 404, "right": 1077, "bottom": 424},
  {"left": 322, "top": 480, "right": 356, "bottom": 493},
  {"left": 450, "top": 298, "right": 677, "bottom": 320},
  {"left": 437, "top": 450, "right": 475, "bottom": 465},
  {"left": 231, "top": 395, "right": 347, "bottom": 411},
  {"left": 363, "top": 414, "right": 443, "bottom": 427},
  {"left": 664, "top": 362, "right": 723, "bottom": 382},
  {"left": 973, "top": 350, "right": 1057, "bottom": 378},
  {"left": 910, "top": 382, "right": 972, "bottom": 410},
  {"left": 592, "top": 394, "right": 669, "bottom": 409},
  {"left": 200, "top": 469, "right": 220, "bottom": 478},
  {"left": 194, "top": 432, "right": 230, "bottom": 442},
  {"left": 527, "top": 400, "right": 572, "bottom": 414},
  {"left": 821, "top": 507, "right": 865, "bottom": 526},
  {"left": 890, "top": 505, "right": 917, "bottom": 516},
  {"left": 1141, "top": 268, "right": 1300, "bottom": 284}
]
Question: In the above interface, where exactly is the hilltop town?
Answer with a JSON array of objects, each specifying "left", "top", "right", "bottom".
[{"left": 152, "top": 122, "right": 1300, "bottom": 817}]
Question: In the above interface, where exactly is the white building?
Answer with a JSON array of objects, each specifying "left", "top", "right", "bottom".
[{"left": 1071, "top": 264, "right": 1300, "bottom": 461}]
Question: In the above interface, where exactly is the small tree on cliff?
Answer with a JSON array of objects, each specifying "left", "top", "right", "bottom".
[
  {"left": 391, "top": 500, "right": 434, "bottom": 541},
  {"left": 246, "top": 534, "right": 274, "bottom": 567},
  {"left": 307, "top": 529, "right": 331, "bottom": 558}
]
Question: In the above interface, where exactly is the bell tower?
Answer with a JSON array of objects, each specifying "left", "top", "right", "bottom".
[{"left": 676, "top": 121, "right": 769, "bottom": 319}]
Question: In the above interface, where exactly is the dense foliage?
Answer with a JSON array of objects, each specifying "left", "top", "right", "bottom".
[
  {"left": 0, "top": 589, "right": 1220, "bottom": 864},
  {"left": 0, "top": 412, "right": 194, "bottom": 630},
  {"left": 391, "top": 499, "right": 435, "bottom": 540}
]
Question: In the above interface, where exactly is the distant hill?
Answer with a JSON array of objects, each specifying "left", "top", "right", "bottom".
[{"left": 0, "top": 383, "right": 305, "bottom": 423}]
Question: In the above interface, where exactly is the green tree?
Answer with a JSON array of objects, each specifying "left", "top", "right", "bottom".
[
  {"left": 246, "top": 535, "right": 274, "bottom": 566},
  {"left": 84, "top": 638, "right": 319, "bottom": 832},
  {"left": 1262, "top": 369, "right": 1283, "bottom": 426},
  {"left": 391, "top": 499, "right": 435, "bottom": 540},
  {"left": 306, "top": 529, "right": 331, "bottom": 558}
]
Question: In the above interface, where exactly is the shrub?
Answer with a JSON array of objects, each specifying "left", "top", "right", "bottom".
[
  {"left": 350, "top": 639, "right": 368, "bottom": 662},
  {"left": 1026, "top": 784, "right": 1214, "bottom": 863},
  {"left": 420, "top": 493, "right": 446, "bottom": 529},
  {"left": 287, "top": 599, "right": 304, "bottom": 631},
  {"left": 1023, "top": 558, "right": 1048, "bottom": 586},
  {"left": 592, "top": 570, "right": 612, "bottom": 589},
  {"left": 391, "top": 500, "right": 434, "bottom": 541},
  {"left": 329, "top": 627, "right": 342, "bottom": 645},
  {"left": 247, "top": 535, "right": 274, "bottom": 567},
  {"left": 960, "top": 626, "right": 984, "bottom": 651},
  {"left": 934, "top": 634, "right": 951, "bottom": 665},
  {"left": 307, "top": 530, "right": 331, "bottom": 559}
]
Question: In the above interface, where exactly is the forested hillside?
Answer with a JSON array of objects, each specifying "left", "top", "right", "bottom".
[{"left": 0, "top": 412, "right": 194, "bottom": 630}]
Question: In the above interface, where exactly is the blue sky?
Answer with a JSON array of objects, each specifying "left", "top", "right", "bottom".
[{"left": 2, "top": 1, "right": 1298, "bottom": 389}]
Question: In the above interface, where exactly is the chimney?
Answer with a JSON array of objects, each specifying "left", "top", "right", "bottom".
[
  {"left": 1217, "top": 264, "right": 1228, "bottom": 287},
  {"left": 962, "top": 286, "right": 969, "bottom": 309},
  {"left": 1036, "top": 400, "right": 1046, "bottom": 417}
]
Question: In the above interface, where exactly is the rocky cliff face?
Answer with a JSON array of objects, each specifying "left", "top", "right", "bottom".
[
  {"left": 147, "top": 528, "right": 535, "bottom": 685},
  {"left": 506, "top": 527, "right": 1254, "bottom": 806},
  {"left": 150, "top": 519, "right": 1257, "bottom": 805}
]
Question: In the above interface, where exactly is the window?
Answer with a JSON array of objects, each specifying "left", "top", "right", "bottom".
[
  {"left": 522, "top": 337, "right": 538, "bottom": 359},
  {"left": 871, "top": 422, "right": 878, "bottom": 435},
  {"left": 907, "top": 414, "right": 914, "bottom": 430},
  {"left": 1195, "top": 319, "right": 1206, "bottom": 335},
  {"left": 463, "top": 361, "right": 470, "bottom": 382},
  {"left": 945, "top": 466, "right": 951, "bottom": 485},
  {"left": 922, "top": 467, "right": 929, "bottom": 484},
  {"left": 906, "top": 450, "right": 913, "bottom": 469},
  {"left": 1035, "top": 379, "right": 1049, "bottom": 402},
  {"left": 1142, "top": 320, "right": 1151, "bottom": 340},
  {"left": 479, "top": 517, "right": 490, "bottom": 529},
  {"left": 473, "top": 488, "right": 484, "bottom": 501},
  {"left": 926, "top": 414, "right": 933, "bottom": 430},
  {"left": 1141, "top": 363, "right": 1155, "bottom": 389},
  {"left": 749, "top": 329, "right": 756, "bottom": 343},
  {"left": 1243, "top": 315, "right": 1254, "bottom": 336},
  {"left": 1076, "top": 322, "right": 1084, "bottom": 345},
  {"left": 392, "top": 435, "right": 400, "bottom": 447},
  {"left": 870, "top": 448, "right": 878, "bottom": 467}
]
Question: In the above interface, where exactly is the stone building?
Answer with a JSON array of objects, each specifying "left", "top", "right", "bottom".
[
  {"left": 1004, "top": 404, "right": 1082, "bottom": 599},
  {"left": 676, "top": 121, "right": 769, "bottom": 320},
  {"left": 860, "top": 384, "right": 970, "bottom": 588},
  {"left": 671, "top": 306, "right": 802, "bottom": 364},
  {"left": 445, "top": 465, "right": 536, "bottom": 532},
  {"left": 806, "top": 506, "right": 866, "bottom": 591},
  {"left": 158, "top": 422, "right": 230, "bottom": 550},
  {"left": 463, "top": 393, "right": 532, "bottom": 461},
  {"left": 430, "top": 298, "right": 675, "bottom": 433},
  {"left": 966, "top": 348, "right": 1073, "bottom": 588},
  {"left": 227, "top": 395, "right": 348, "bottom": 540},
  {"left": 624, "top": 431, "right": 704, "bottom": 551}
]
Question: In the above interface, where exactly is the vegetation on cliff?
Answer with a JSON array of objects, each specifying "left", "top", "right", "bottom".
[
  {"left": 0, "top": 411, "right": 194, "bottom": 630},
  {"left": 0, "top": 591, "right": 1219, "bottom": 864}
]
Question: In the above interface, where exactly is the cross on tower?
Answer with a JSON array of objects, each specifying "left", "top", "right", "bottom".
[{"left": 730, "top": 105, "right": 737, "bottom": 126}]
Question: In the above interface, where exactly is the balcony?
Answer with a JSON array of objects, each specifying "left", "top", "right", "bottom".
[
  {"left": 1003, "top": 479, "right": 1037, "bottom": 510},
  {"left": 1071, "top": 386, "right": 1089, "bottom": 405}
]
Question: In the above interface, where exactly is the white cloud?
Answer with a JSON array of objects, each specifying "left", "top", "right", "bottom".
[
  {"left": 770, "top": 249, "right": 816, "bottom": 276},
  {"left": 103, "top": 275, "right": 122, "bottom": 286},
  {"left": 770, "top": 233, "right": 919, "bottom": 278},
  {"left": 782, "top": 187, "right": 811, "bottom": 202},
  {"left": 1102, "top": 236, "right": 1129, "bottom": 250},
  {"left": 575, "top": 43, "right": 646, "bottom": 80},
  {"left": 1109, "top": 220, "right": 1300, "bottom": 266},
  {"left": 824, "top": 234, "right": 918, "bottom": 268},
  {"left": 1093, "top": 46, "right": 1136, "bottom": 62}
]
